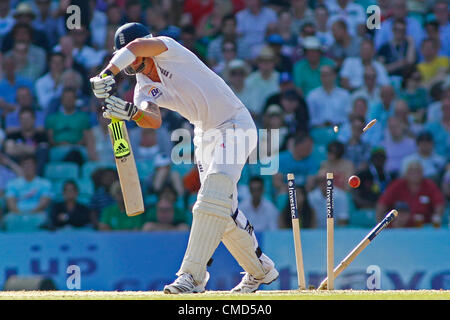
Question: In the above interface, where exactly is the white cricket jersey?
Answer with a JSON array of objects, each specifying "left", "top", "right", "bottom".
[{"left": 134, "top": 36, "right": 246, "bottom": 131}]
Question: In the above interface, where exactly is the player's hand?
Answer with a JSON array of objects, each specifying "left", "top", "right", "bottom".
[
  {"left": 103, "top": 95, "right": 138, "bottom": 121},
  {"left": 90, "top": 73, "right": 115, "bottom": 99}
]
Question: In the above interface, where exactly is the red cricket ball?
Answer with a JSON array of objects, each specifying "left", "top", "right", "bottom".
[{"left": 348, "top": 175, "right": 361, "bottom": 188}]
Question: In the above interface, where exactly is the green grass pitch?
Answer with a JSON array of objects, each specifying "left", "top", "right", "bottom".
[{"left": 0, "top": 290, "right": 448, "bottom": 300}]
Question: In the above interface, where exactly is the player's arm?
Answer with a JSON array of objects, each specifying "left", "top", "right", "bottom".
[{"left": 98, "top": 38, "right": 168, "bottom": 77}]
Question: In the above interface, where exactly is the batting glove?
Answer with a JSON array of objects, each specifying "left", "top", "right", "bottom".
[
  {"left": 103, "top": 95, "right": 138, "bottom": 121},
  {"left": 90, "top": 72, "right": 115, "bottom": 99}
]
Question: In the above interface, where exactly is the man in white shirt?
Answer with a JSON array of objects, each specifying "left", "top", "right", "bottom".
[
  {"left": 401, "top": 131, "right": 446, "bottom": 181},
  {"left": 239, "top": 176, "right": 279, "bottom": 231},
  {"left": 340, "top": 39, "right": 390, "bottom": 91},
  {"left": 90, "top": 22, "right": 278, "bottom": 294},
  {"left": 236, "top": 0, "right": 277, "bottom": 58},
  {"left": 307, "top": 65, "right": 351, "bottom": 127},
  {"left": 35, "top": 52, "right": 64, "bottom": 110}
]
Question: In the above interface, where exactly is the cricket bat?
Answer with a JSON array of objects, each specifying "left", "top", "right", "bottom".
[{"left": 108, "top": 118, "right": 144, "bottom": 216}]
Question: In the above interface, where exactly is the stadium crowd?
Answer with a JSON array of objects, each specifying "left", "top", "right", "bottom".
[{"left": 0, "top": 0, "right": 449, "bottom": 232}]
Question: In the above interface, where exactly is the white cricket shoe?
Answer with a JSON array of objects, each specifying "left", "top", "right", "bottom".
[
  {"left": 231, "top": 267, "right": 279, "bottom": 293},
  {"left": 163, "top": 272, "right": 210, "bottom": 294}
]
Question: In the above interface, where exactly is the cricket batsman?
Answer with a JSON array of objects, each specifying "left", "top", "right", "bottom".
[{"left": 90, "top": 23, "right": 278, "bottom": 294}]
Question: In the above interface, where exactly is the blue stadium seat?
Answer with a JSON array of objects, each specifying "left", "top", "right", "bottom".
[
  {"left": 136, "top": 160, "right": 155, "bottom": 181},
  {"left": 348, "top": 194, "right": 376, "bottom": 227},
  {"left": 77, "top": 178, "right": 94, "bottom": 205},
  {"left": 4, "top": 213, "right": 47, "bottom": 232},
  {"left": 171, "top": 163, "right": 194, "bottom": 177},
  {"left": 49, "top": 146, "right": 88, "bottom": 162},
  {"left": 81, "top": 161, "right": 115, "bottom": 180},
  {"left": 310, "top": 127, "right": 337, "bottom": 147},
  {"left": 44, "top": 162, "right": 79, "bottom": 181}
]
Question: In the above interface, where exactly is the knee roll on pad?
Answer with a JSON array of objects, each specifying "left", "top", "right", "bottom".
[
  {"left": 178, "top": 173, "right": 234, "bottom": 283},
  {"left": 193, "top": 173, "right": 234, "bottom": 219}
]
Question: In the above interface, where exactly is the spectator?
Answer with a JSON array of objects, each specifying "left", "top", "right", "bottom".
[
  {"left": 149, "top": 153, "right": 184, "bottom": 198},
  {"left": 53, "top": 35, "right": 87, "bottom": 77},
  {"left": 106, "top": 3, "right": 124, "bottom": 29},
  {"left": 48, "top": 180, "right": 91, "bottom": 230},
  {"left": 33, "top": 0, "right": 60, "bottom": 48},
  {"left": 235, "top": 176, "right": 280, "bottom": 231},
  {"left": 5, "top": 155, "right": 51, "bottom": 214},
  {"left": 426, "top": 1, "right": 450, "bottom": 57},
  {"left": 307, "top": 169, "right": 349, "bottom": 228},
  {"left": 4, "top": 86, "right": 45, "bottom": 133},
  {"left": 381, "top": 116, "right": 417, "bottom": 178},
  {"left": 226, "top": 59, "right": 253, "bottom": 109},
  {"left": 259, "top": 104, "right": 289, "bottom": 156},
  {"left": 293, "top": 21, "right": 318, "bottom": 59},
  {"left": 45, "top": 87, "right": 96, "bottom": 163},
  {"left": 290, "top": 0, "right": 314, "bottom": 37},
  {"left": 68, "top": 25, "right": 106, "bottom": 71},
  {"left": 336, "top": 96, "right": 373, "bottom": 145},
  {"left": 91, "top": 109, "right": 114, "bottom": 163},
  {"left": 278, "top": 88, "right": 309, "bottom": 135},
  {"left": 142, "top": 197, "right": 189, "bottom": 231},
  {"left": 276, "top": 10, "right": 298, "bottom": 56},
  {"left": 183, "top": 0, "right": 215, "bottom": 28},
  {"left": 425, "top": 96, "right": 450, "bottom": 159},
  {"left": 314, "top": 4, "right": 333, "bottom": 50},
  {"left": 0, "top": 55, "right": 33, "bottom": 114},
  {"left": 320, "top": 141, "right": 355, "bottom": 190},
  {"left": 266, "top": 34, "right": 293, "bottom": 74},
  {"left": 374, "top": 0, "right": 425, "bottom": 51},
  {"left": 327, "top": 0, "right": 366, "bottom": 36},
  {"left": 264, "top": 72, "right": 298, "bottom": 110},
  {"left": 89, "top": 167, "right": 117, "bottom": 228},
  {"left": 278, "top": 133, "right": 325, "bottom": 187},
  {"left": 98, "top": 181, "right": 145, "bottom": 231},
  {"left": 1, "top": 2, "right": 49, "bottom": 52},
  {"left": 353, "top": 148, "right": 392, "bottom": 209},
  {"left": 179, "top": 25, "right": 205, "bottom": 62},
  {"left": 280, "top": 185, "right": 315, "bottom": 228},
  {"left": 367, "top": 85, "right": 396, "bottom": 135},
  {"left": 340, "top": 39, "right": 390, "bottom": 91},
  {"left": 235, "top": 0, "right": 277, "bottom": 58},
  {"left": 398, "top": 66, "right": 428, "bottom": 123},
  {"left": 0, "top": 151, "right": 22, "bottom": 196},
  {"left": 244, "top": 46, "right": 279, "bottom": 118},
  {"left": 426, "top": 82, "right": 450, "bottom": 124},
  {"left": 293, "top": 36, "right": 335, "bottom": 96},
  {"left": 328, "top": 19, "right": 361, "bottom": 67},
  {"left": 88, "top": 0, "right": 108, "bottom": 50},
  {"left": 417, "top": 38, "right": 449, "bottom": 90},
  {"left": 307, "top": 65, "right": 351, "bottom": 127},
  {"left": 377, "top": 18, "right": 416, "bottom": 76},
  {"left": 340, "top": 114, "right": 371, "bottom": 171},
  {"left": 195, "top": 1, "right": 228, "bottom": 40},
  {"left": 351, "top": 65, "right": 382, "bottom": 108},
  {"left": 123, "top": 0, "right": 145, "bottom": 25},
  {"left": 207, "top": 13, "right": 249, "bottom": 67},
  {"left": 423, "top": 19, "right": 449, "bottom": 59},
  {"left": 0, "top": 0, "right": 14, "bottom": 38},
  {"left": 392, "top": 99, "right": 421, "bottom": 137},
  {"left": 401, "top": 131, "right": 446, "bottom": 182},
  {"left": 4, "top": 107, "right": 49, "bottom": 174},
  {"left": 212, "top": 39, "right": 238, "bottom": 79},
  {"left": 376, "top": 160, "right": 445, "bottom": 228},
  {"left": 5, "top": 24, "right": 46, "bottom": 82},
  {"left": 133, "top": 128, "right": 165, "bottom": 161},
  {"left": 35, "top": 52, "right": 65, "bottom": 111}
]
